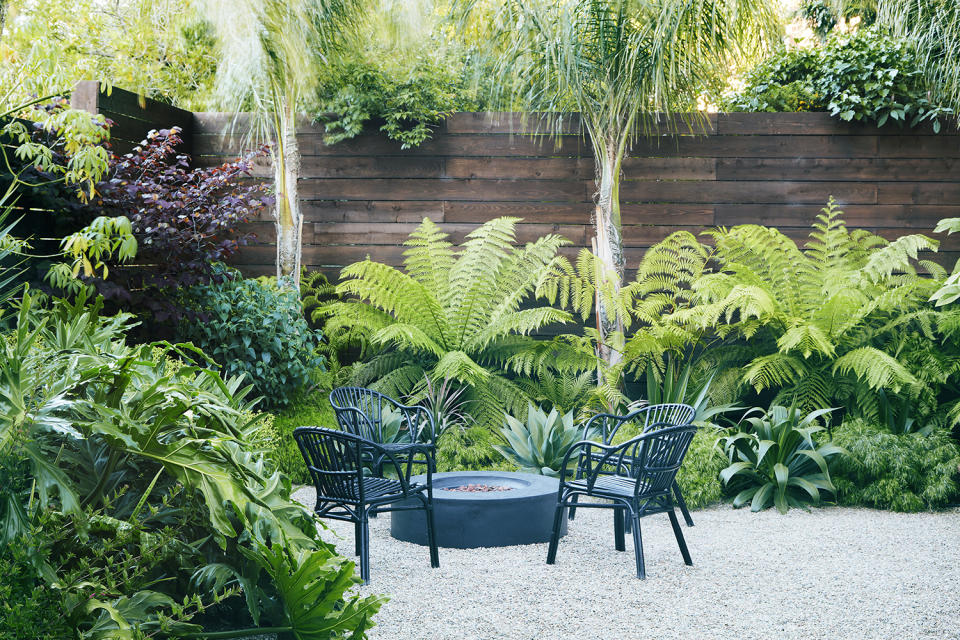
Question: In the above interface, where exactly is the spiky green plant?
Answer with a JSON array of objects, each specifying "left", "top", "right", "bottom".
[
  {"left": 685, "top": 199, "right": 943, "bottom": 415},
  {"left": 721, "top": 405, "right": 845, "bottom": 513},
  {"left": 493, "top": 404, "right": 580, "bottom": 477},
  {"left": 320, "top": 217, "right": 573, "bottom": 426}
]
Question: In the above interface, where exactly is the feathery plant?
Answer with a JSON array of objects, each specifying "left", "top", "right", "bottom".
[
  {"left": 320, "top": 217, "right": 573, "bottom": 427},
  {"left": 684, "top": 199, "right": 943, "bottom": 417},
  {"left": 481, "top": 0, "right": 779, "bottom": 368},
  {"left": 202, "top": 0, "right": 359, "bottom": 282}
]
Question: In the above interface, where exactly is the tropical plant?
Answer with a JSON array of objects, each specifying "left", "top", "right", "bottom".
[
  {"left": 180, "top": 267, "right": 324, "bottom": 409},
  {"left": 0, "top": 291, "right": 385, "bottom": 636},
  {"left": 493, "top": 404, "right": 580, "bottom": 477},
  {"left": 414, "top": 375, "right": 474, "bottom": 437},
  {"left": 320, "top": 216, "right": 573, "bottom": 426},
  {"left": 931, "top": 217, "right": 960, "bottom": 306},
  {"left": 832, "top": 419, "right": 960, "bottom": 511},
  {"left": 728, "top": 27, "right": 951, "bottom": 129},
  {"left": 684, "top": 199, "right": 943, "bottom": 417},
  {"left": 203, "top": 0, "right": 360, "bottom": 282},
  {"left": 720, "top": 405, "right": 845, "bottom": 513},
  {"left": 0, "top": 0, "right": 217, "bottom": 109},
  {"left": 484, "top": 0, "right": 779, "bottom": 366},
  {"left": 517, "top": 370, "right": 599, "bottom": 415}
]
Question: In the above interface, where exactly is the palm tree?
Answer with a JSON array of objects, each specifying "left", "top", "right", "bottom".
[
  {"left": 202, "top": 0, "right": 359, "bottom": 283},
  {"left": 485, "top": 0, "right": 779, "bottom": 366}
]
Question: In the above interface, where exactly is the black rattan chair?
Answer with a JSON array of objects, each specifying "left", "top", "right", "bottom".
[
  {"left": 293, "top": 426, "right": 440, "bottom": 584},
  {"left": 569, "top": 403, "right": 698, "bottom": 526},
  {"left": 329, "top": 387, "right": 437, "bottom": 477},
  {"left": 547, "top": 424, "right": 699, "bottom": 579}
]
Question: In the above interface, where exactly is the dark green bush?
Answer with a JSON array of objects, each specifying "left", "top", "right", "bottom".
[
  {"left": 676, "top": 427, "right": 728, "bottom": 510},
  {"left": 315, "top": 55, "right": 478, "bottom": 149},
  {"left": 0, "top": 532, "right": 68, "bottom": 640},
  {"left": 268, "top": 393, "right": 339, "bottom": 484},
  {"left": 729, "top": 27, "right": 950, "bottom": 129},
  {"left": 182, "top": 269, "right": 324, "bottom": 409},
  {"left": 832, "top": 419, "right": 960, "bottom": 511}
]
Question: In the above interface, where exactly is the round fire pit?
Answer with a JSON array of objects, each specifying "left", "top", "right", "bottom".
[{"left": 390, "top": 471, "right": 567, "bottom": 549}]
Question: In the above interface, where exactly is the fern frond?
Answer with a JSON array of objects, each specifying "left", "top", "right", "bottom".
[
  {"left": 831, "top": 346, "right": 918, "bottom": 391},
  {"left": 741, "top": 353, "right": 807, "bottom": 392},
  {"left": 403, "top": 217, "right": 455, "bottom": 305},
  {"left": 777, "top": 324, "right": 837, "bottom": 359},
  {"left": 861, "top": 234, "right": 938, "bottom": 283},
  {"left": 432, "top": 350, "right": 491, "bottom": 387}
]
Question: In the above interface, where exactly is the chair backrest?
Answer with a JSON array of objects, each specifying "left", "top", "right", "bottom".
[
  {"left": 329, "top": 386, "right": 436, "bottom": 444},
  {"left": 581, "top": 403, "right": 696, "bottom": 444},
  {"left": 293, "top": 427, "right": 366, "bottom": 504},
  {"left": 632, "top": 424, "right": 698, "bottom": 500}
]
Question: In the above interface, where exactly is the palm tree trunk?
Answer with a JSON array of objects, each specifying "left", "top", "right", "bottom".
[
  {"left": 274, "top": 97, "right": 303, "bottom": 284},
  {"left": 594, "top": 137, "right": 625, "bottom": 368}
]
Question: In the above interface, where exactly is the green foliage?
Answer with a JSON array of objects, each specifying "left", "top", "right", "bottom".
[
  {"left": 322, "top": 216, "right": 573, "bottom": 427},
  {"left": 493, "top": 404, "right": 580, "bottom": 477},
  {"left": 673, "top": 199, "right": 944, "bottom": 418},
  {"left": 315, "top": 55, "right": 478, "bottom": 149},
  {"left": 799, "top": 0, "right": 838, "bottom": 40},
  {"left": 721, "top": 405, "right": 845, "bottom": 513},
  {"left": 0, "top": 291, "right": 384, "bottom": 637},
  {"left": 181, "top": 269, "right": 324, "bottom": 409},
  {"left": 436, "top": 425, "right": 513, "bottom": 473},
  {"left": 0, "top": 530, "right": 69, "bottom": 640},
  {"left": 832, "top": 419, "right": 960, "bottom": 511},
  {"left": 268, "top": 393, "right": 339, "bottom": 485},
  {"left": 729, "top": 28, "right": 951, "bottom": 129},
  {"left": 931, "top": 217, "right": 960, "bottom": 306},
  {"left": 1, "top": 0, "right": 217, "bottom": 110},
  {"left": 675, "top": 427, "right": 728, "bottom": 510}
]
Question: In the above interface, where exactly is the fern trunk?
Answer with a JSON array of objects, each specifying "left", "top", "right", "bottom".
[
  {"left": 594, "top": 136, "right": 625, "bottom": 368},
  {"left": 274, "top": 95, "right": 303, "bottom": 284}
]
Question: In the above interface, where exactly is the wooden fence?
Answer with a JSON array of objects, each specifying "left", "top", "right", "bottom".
[
  {"left": 71, "top": 82, "right": 195, "bottom": 155},
  {"left": 64, "top": 91, "right": 960, "bottom": 281},
  {"left": 191, "top": 111, "right": 960, "bottom": 282}
]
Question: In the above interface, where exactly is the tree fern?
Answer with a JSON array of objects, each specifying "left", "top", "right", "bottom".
[{"left": 321, "top": 217, "right": 574, "bottom": 427}]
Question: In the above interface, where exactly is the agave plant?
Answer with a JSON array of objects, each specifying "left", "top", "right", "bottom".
[
  {"left": 494, "top": 404, "right": 580, "bottom": 477},
  {"left": 321, "top": 217, "right": 574, "bottom": 426},
  {"left": 720, "top": 405, "right": 845, "bottom": 513}
]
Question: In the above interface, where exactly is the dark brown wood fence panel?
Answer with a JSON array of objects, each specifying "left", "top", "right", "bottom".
[
  {"left": 72, "top": 81, "right": 195, "bottom": 155},
  {"left": 190, "top": 111, "right": 960, "bottom": 278}
]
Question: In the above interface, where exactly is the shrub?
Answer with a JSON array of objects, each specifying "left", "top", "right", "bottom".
[
  {"left": 0, "top": 292, "right": 383, "bottom": 636},
  {"left": 721, "top": 405, "right": 845, "bottom": 513},
  {"left": 314, "top": 55, "right": 478, "bottom": 149},
  {"left": 437, "top": 425, "right": 514, "bottom": 473},
  {"left": 494, "top": 404, "right": 580, "bottom": 477},
  {"left": 75, "top": 126, "right": 271, "bottom": 327},
  {"left": 832, "top": 419, "right": 960, "bottom": 511},
  {"left": 269, "top": 392, "right": 340, "bottom": 484},
  {"left": 729, "top": 28, "right": 950, "bottom": 129},
  {"left": 181, "top": 269, "right": 324, "bottom": 409},
  {"left": 676, "top": 427, "right": 728, "bottom": 510}
]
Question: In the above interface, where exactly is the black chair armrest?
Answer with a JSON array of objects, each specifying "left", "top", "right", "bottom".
[{"left": 392, "top": 402, "right": 438, "bottom": 444}]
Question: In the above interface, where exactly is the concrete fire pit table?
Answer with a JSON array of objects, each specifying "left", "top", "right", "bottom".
[{"left": 390, "top": 470, "right": 568, "bottom": 549}]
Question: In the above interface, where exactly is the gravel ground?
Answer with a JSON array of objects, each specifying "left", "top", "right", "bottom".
[{"left": 291, "top": 486, "right": 960, "bottom": 640}]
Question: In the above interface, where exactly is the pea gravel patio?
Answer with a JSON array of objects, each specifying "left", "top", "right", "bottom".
[{"left": 291, "top": 487, "right": 960, "bottom": 640}]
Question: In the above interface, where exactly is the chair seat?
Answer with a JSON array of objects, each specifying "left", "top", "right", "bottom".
[
  {"left": 357, "top": 476, "right": 426, "bottom": 500},
  {"left": 567, "top": 474, "right": 637, "bottom": 498}
]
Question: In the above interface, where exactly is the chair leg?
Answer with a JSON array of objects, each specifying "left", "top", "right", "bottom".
[
  {"left": 668, "top": 509, "right": 693, "bottom": 566},
  {"left": 546, "top": 502, "right": 564, "bottom": 565},
  {"left": 567, "top": 494, "right": 579, "bottom": 520},
  {"left": 630, "top": 509, "right": 646, "bottom": 580},
  {"left": 425, "top": 497, "right": 440, "bottom": 569},
  {"left": 673, "top": 480, "right": 694, "bottom": 526},
  {"left": 359, "top": 510, "right": 371, "bottom": 584},
  {"left": 354, "top": 520, "right": 362, "bottom": 556},
  {"left": 614, "top": 506, "right": 626, "bottom": 552}
]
